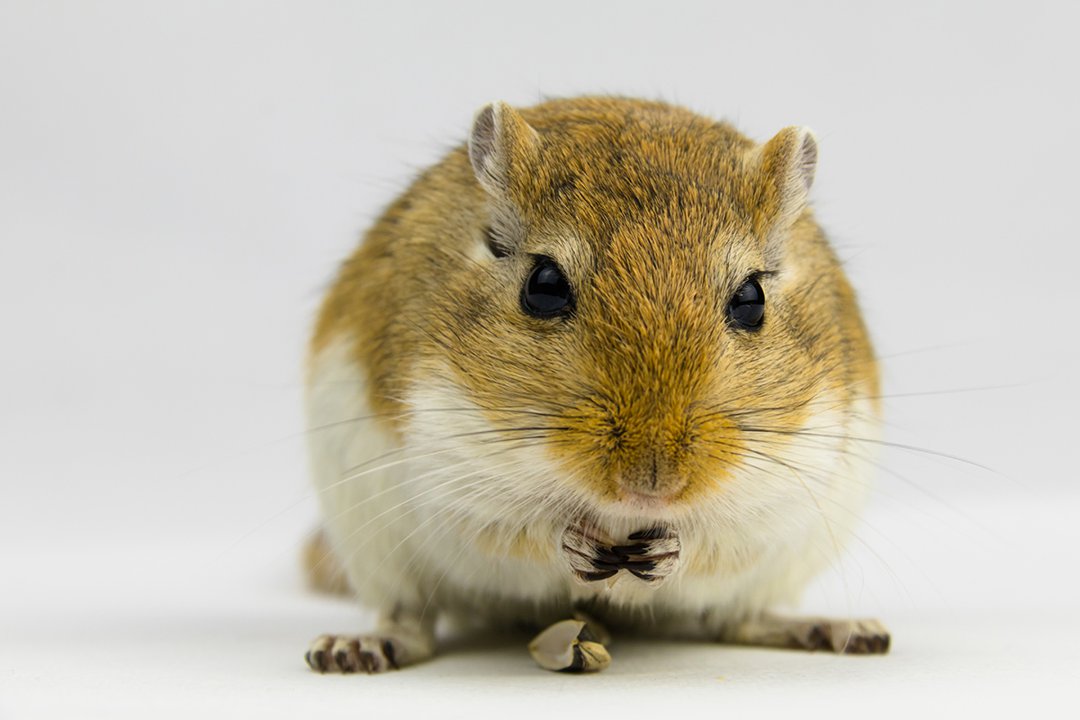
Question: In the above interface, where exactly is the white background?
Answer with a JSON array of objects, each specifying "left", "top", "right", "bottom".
[{"left": 1, "top": 1, "right": 1078, "bottom": 717}]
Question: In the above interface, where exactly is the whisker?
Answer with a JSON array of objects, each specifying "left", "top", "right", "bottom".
[
  {"left": 737, "top": 426, "right": 999, "bottom": 475},
  {"left": 417, "top": 490, "right": 540, "bottom": 624},
  {"left": 331, "top": 425, "right": 559, "bottom": 490},
  {"left": 357, "top": 476, "right": 519, "bottom": 601},
  {"left": 402, "top": 481, "right": 547, "bottom": 611},
  {"left": 727, "top": 444, "right": 926, "bottom": 609},
  {"left": 311, "top": 456, "right": 528, "bottom": 581},
  {"left": 322, "top": 451, "right": 535, "bottom": 558},
  {"left": 735, "top": 432, "right": 1003, "bottom": 537}
]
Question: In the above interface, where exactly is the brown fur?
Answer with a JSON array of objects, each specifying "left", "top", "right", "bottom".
[
  {"left": 311, "top": 96, "right": 877, "bottom": 512},
  {"left": 302, "top": 529, "right": 351, "bottom": 596}
]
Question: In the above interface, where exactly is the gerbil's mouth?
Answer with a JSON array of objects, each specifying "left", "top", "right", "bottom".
[
  {"left": 609, "top": 470, "right": 690, "bottom": 513},
  {"left": 613, "top": 487, "right": 686, "bottom": 515},
  {"left": 615, "top": 489, "right": 682, "bottom": 512}
]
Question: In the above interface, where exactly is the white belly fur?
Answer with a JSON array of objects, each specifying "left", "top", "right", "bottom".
[{"left": 307, "top": 336, "right": 878, "bottom": 632}]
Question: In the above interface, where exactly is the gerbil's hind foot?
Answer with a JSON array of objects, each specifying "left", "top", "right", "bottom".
[
  {"left": 306, "top": 634, "right": 404, "bottom": 674},
  {"left": 724, "top": 614, "right": 890, "bottom": 655},
  {"left": 306, "top": 610, "right": 437, "bottom": 673},
  {"left": 529, "top": 618, "right": 611, "bottom": 673}
]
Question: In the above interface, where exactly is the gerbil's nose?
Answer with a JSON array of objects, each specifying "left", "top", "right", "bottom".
[{"left": 618, "top": 454, "right": 687, "bottom": 500}]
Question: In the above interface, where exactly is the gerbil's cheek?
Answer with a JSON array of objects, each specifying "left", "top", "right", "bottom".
[{"left": 398, "top": 362, "right": 590, "bottom": 531}]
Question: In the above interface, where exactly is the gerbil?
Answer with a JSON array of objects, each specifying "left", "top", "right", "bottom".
[{"left": 302, "top": 96, "right": 889, "bottom": 674}]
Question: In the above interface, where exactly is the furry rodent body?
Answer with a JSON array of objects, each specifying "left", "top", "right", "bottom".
[{"left": 304, "top": 97, "right": 884, "bottom": 671}]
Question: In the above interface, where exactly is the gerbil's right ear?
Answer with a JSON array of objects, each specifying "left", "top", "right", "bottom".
[
  {"left": 468, "top": 101, "right": 540, "bottom": 198},
  {"left": 752, "top": 126, "right": 818, "bottom": 263}
]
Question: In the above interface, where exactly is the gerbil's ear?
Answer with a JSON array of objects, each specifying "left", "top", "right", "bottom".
[
  {"left": 755, "top": 126, "right": 818, "bottom": 234},
  {"left": 468, "top": 101, "right": 540, "bottom": 197}
]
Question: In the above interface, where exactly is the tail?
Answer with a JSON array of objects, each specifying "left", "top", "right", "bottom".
[{"left": 301, "top": 528, "right": 352, "bottom": 596}]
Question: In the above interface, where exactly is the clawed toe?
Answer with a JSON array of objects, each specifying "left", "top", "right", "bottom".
[
  {"left": 792, "top": 619, "right": 891, "bottom": 655},
  {"left": 725, "top": 614, "right": 891, "bottom": 656},
  {"left": 830, "top": 620, "right": 891, "bottom": 654},
  {"left": 306, "top": 634, "right": 402, "bottom": 674}
]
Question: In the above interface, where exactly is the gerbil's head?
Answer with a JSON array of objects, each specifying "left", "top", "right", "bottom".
[{"left": 410, "top": 98, "right": 874, "bottom": 524}]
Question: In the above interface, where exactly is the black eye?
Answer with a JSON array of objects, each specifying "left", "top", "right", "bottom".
[
  {"left": 521, "top": 256, "right": 574, "bottom": 318},
  {"left": 727, "top": 277, "right": 765, "bottom": 330}
]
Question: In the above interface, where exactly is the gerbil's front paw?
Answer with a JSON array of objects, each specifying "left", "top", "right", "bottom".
[
  {"left": 305, "top": 634, "right": 403, "bottom": 674},
  {"left": 726, "top": 615, "right": 891, "bottom": 655},
  {"left": 562, "top": 522, "right": 681, "bottom": 587}
]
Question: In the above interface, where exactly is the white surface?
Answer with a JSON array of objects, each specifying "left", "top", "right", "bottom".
[
  {"left": 3, "top": 496, "right": 1078, "bottom": 718},
  {"left": 1, "top": 1, "right": 1078, "bottom": 717}
]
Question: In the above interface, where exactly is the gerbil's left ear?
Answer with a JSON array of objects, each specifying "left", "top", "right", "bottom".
[
  {"left": 468, "top": 101, "right": 540, "bottom": 198},
  {"left": 755, "top": 126, "right": 818, "bottom": 240}
]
